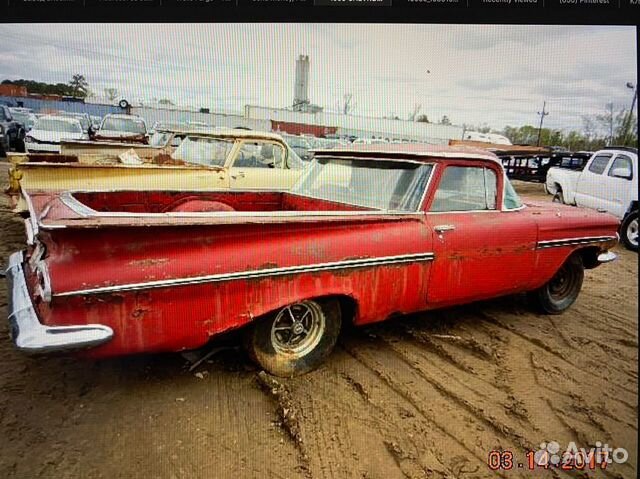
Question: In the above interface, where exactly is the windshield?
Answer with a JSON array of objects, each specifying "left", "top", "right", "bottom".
[
  {"left": 293, "top": 158, "right": 433, "bottom": 211},
  {"left": 35, "top": 118, "right": 82, "bottom": 133},
  {"left": 101, "top": 117, "right": 147, "bottom": 134},
  {"left": 65, "top": 115, "right": 89, "bottom": 131},
  {"left": 171, "top": 136, "right": 234, "bottom": 167}
]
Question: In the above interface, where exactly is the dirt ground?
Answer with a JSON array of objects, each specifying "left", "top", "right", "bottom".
[{"left": 0, "top": 163, "right": 637, "bottom": 479}]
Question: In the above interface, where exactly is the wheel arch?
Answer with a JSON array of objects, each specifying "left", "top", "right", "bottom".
[
  {"left": 248, "top": 293, "right": 360, "bottom": 328},
  {"left": 573, "top": 246, "right": 603, "bottom": 270}
]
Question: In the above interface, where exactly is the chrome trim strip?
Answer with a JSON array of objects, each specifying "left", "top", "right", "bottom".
[
  {"left": 54, "top": 252, "right": 435, "bottom": 297},
  {"left": 314, "top": 151, "right": 501, "bottom": 162},
  {"left": 5, "top": 251, "right": 113, "bottom": 354},
  {"left": 536, "top": 236, "right": 616, "bottom": 249}
]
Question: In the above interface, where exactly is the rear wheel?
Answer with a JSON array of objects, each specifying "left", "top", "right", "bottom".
[
  {"left": 528, "top": 255, "right": 584, "bottom": 314},
  {"left": 244, "top": 299, "right": 341, "bottom": 377},
  {"left": 621, "top": 212, "right": 638, "bottom": 251}
]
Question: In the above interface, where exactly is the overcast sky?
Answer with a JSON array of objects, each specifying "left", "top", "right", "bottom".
[{"left": 0, "top": 24, "right": 636, "bottom": 132}]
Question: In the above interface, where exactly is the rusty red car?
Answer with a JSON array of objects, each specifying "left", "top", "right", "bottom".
[{"left": 4, "top": 144, "right": 620, "bottom": 376}]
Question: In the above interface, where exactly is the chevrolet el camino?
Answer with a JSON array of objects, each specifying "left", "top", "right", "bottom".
[
  {"left": 6, "top": 128, "right": 306, "bottom": 213},
  {"left": 3, "top": 145, "right": 620, "bottom": 376}
]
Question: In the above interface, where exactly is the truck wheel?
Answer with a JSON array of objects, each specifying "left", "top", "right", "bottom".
[
  {"left": 528, "top": 255, "right": 584, "bottom": 314},
  {"left": 552, "top": 188, "right": 564, "bottom": 204},
  {"left": 621, "top": 212, "right": 638, "bottom": 251},
  {"left": 245, "top": 299, "right": 341, "bottom": 377}
]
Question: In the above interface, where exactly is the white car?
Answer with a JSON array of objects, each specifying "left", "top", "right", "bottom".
[
  {"left": 24, "top": 116, "right": 88, "bottom": 153},
  {"left": 546, "top": 147, "right": 638, "bottom": 250},
  {"left": 96, "top": 113, "right": 148, "bottom": 142}
]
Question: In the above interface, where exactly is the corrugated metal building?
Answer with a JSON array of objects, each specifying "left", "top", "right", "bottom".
[{"left": 245, "top": 105, "right": 465, "bottom": 144}]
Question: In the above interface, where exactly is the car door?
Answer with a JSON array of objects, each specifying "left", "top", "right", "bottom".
[
  {"left": 229, "top": 140, "right": 299, "bottom": 190},
  {"left": 574, "top": 153, "right": 613, "bottom": 210},
  {"left": 425, "top": 163, "right": 538, "bottom": 305},
  {"left": 600, "top": 154, "right": 636, "bottom": 218}
]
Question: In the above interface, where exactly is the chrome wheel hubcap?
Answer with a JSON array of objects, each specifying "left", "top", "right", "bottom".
[{"left": 271, "top": 301, "right": 325, "bottom": 356}]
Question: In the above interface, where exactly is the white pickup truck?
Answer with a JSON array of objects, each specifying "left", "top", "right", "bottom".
[{"left": 546, "top": 147, "right": 638, "bottom": 251}]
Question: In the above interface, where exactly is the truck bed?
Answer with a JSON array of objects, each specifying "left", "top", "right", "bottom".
[{"left": 27, "top": 190, "right": 422, "bottom": 230}]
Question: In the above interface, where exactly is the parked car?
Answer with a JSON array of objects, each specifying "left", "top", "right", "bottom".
[
  {"left": 0, "top": 105, "right": 26, "bottom": 155},
  {"left": 7, "top": 129, "right": 306, "bottom": 213},
  {"left": 23, "top": 115, "right": 87, "bottom": 154},
  {"left": 3, "top": 144, "right": 619, "bottom": 376},
  {"left": 9, "top": 108, "right": 37, "bottom": 133},
  {"left": 546, "top": 147, "right": 638, "bottom": 250},
  {"left": 501, "top": 151, "right": 592, "bottom": 183},
  {"left": 94, "top": 113, "right": 148, "bottom": 143}
]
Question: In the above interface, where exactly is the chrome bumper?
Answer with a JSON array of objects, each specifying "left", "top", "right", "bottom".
[
  {"left": 4, "top": 251, "right": 113, "bottom": 354},
  {"left": 597, "top": 251, "right": 618, "bottom": 264}
]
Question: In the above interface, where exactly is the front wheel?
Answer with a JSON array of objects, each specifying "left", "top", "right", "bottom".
[
  {"left": 621, "top": 212, "right": 638, "bottom": 251},
  {"left": 528, "top": 255, "right": 584, "bottom": 314},
  {"left": 244, "top": 299, "right": 342, "bottom": 377},
  {"left": 552, "top": 188, "right": 564, "bottom": 204}
]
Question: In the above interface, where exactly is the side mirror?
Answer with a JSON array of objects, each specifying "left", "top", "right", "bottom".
[{"left": 610, "top": 167, "right": 632, "bottom": 180}]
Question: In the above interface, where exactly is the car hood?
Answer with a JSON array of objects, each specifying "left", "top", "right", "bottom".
[{"left": 29, "top": 130, "right": 85, "bottom": 143}]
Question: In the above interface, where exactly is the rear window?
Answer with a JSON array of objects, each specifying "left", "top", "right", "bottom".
[{"left": 588, "top": 154, "right": 612, "bottom": 175}]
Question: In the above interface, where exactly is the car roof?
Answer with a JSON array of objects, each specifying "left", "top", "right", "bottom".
[
  {"left": 313, "top": 143, "right": 501, "bottom": 163},
  {"left": 601, "top": 146, "right": 638, "bottom": 155}
]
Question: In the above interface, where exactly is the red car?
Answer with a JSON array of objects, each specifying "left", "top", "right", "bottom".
[{"left": 4, "top": 144, "right": 619, "bottom": 376}]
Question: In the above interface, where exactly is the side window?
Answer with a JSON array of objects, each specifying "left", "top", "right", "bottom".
[
  {"left": 431, "top": 166, "right": 497, "bottom": 212},
  {"left": 587, "top": 155, "right": 612, "bottom": 175},
  {"left": 234, "top": 142, "right": 284, "bottom": 169},
  {"left": 0, "top": 107, "right": 6, "bottom": 121},
  {"left": 608, "top": 155, "right": 633, "bottom": 180}
]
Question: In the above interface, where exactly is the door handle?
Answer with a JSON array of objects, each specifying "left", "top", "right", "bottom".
[
  {"left": 231, "top": 171, "right": 245, "bottom": 179},
  {"left": 434, "top": 224, "right": 456, "bottom": 234}
]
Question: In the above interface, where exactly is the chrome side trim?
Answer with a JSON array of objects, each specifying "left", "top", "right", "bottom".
[
  {"left": 54, "top": 252, "right": 435, "bottom": 297},
  {"left": 536, "top": 236, "right": 617, "bottom": 249},
  {"left": 5, "top": 251, "right": 113, "bottom": 354}
]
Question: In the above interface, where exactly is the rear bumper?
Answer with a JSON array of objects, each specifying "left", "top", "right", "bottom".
[{"left": 4, "top": 251, "right": 113, "bottom": 354}]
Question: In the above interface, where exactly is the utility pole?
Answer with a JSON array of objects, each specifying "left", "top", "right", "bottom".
[
  {"left": 622, "top": 83, "right": 637, "bottom": 145},
  {"left": 536, "top": 101, "right": 549, "bottom": 147}
]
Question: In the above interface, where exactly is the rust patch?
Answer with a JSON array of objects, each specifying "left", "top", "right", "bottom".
[{"left": 255, "top": 262, "right": 279, "bottom": 271}]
